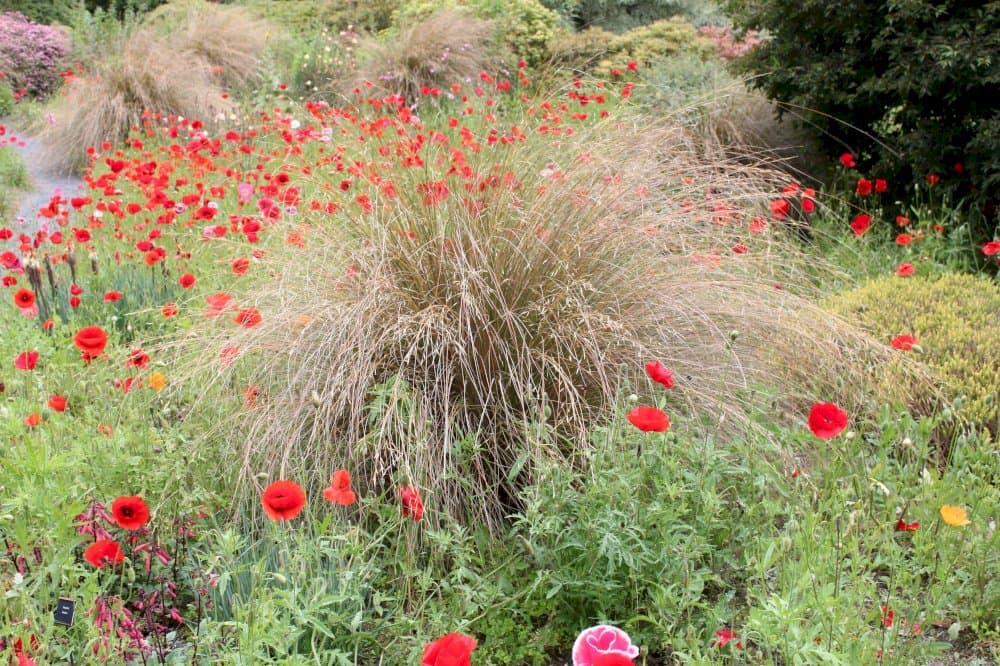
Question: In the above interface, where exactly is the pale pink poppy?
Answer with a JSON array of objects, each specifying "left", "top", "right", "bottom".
[{"left": 572, "top": 625, "right": 640, "bottom": 666}]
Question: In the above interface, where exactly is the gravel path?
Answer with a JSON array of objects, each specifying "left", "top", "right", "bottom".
[{"left": 4, "top": 124, "right": 85, "bottom": 238}]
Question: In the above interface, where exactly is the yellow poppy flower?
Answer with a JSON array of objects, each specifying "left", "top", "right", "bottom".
[
  {"left": 940, "top": 505, "right": 970, "bottom": 526},
  {"left": 148, "top": 372, "right": 167, "bottom": 391}
]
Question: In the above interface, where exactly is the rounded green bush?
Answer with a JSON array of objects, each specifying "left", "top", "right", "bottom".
[{"left": 828, "top": 273, "right": 1000, "bottom": 433}]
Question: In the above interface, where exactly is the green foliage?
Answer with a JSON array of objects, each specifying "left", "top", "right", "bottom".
[
  {"left": 726, "top": 0, "right": 1000, "bottom": 221},
  {"left": 0, "top": 144, "right": 29, "bottom": 217},
  {"left": 0, "top": 78, "right": 13, "bottom": 114},
  {"left": 598, "top": 16, "right": 711, "bottom": 72},
  {"left": 241, "top": 0, "right": 396, "bottom": 34},
  {"left": 396, "top": 0, "right": 559, "bottom": 66},
  {"left": 829, "top": 273, "right": 1000, "bottom": 433},
  {"left": 0, "top": 0, "right": 79, "bottom": 25},
  {"left": 540, "top": 0, "right": 720, "bottom": 32}
]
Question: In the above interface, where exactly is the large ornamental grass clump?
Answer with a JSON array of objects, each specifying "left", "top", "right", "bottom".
[{"left": 168, "top": 97, "right": 920, "bottom": 529}]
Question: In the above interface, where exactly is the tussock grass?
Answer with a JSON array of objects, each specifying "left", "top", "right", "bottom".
[
  {"left": 168, "top": 109, "right": 926, "bottom": 529},
  {"left": 38, "top": 33, "right": 232, "bottom": 173},
  {"left": 351, "top": 9, "right": 497, "bottom": 101},
  {"left": 144, "top": 0, "right": 272, "bottom": 88}
]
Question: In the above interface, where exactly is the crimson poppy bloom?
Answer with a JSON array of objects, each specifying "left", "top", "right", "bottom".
[
  {"left": 769, "top": 199, "right": 790, "bottom": 219},
  {"left": 400, "top": 485, "right": 424, "bottom": 521},
  {"left": 103, "top": 291, "right": 123, "bottom": 302},
  {"left": 808, "top": 402, "right": 848, "bottom": 439},
  {"left": 856, "top": 179, "right": 872, "bottom": 196},
  {"left": 895, "top": 263, "right": 915, "bottom": 277},
  {"left": 162, "top": 302, "right": 179, "bottom": 317},
  {"left": 205, "top": 292, "right": 235, "bottom": 317},
  {"left": 895, "top": 233, "right": 912, "bottom": 246},
  {"left": 874, "top": 178, "right": 888, "bottom": 193},
  {"left": 235, "top": 308, "right": 262, "bottom": 328},
  {"left": 422, "top": 632, "right": 477, "bottom": 666},
  {"left": 48, "top": 395, "right": 67, "bottom": 412},
  {"left": 982, "top": 240, "right": 1000, "bottom": 256},
  {"left": 850, "top": 214, "right": 871, "bottom": 236},
  {"left": 74, "top": 326, "right": 108, "bottom": 361},
  {"left": 179, "top": 273, "right": 196, "bottom": 289},
  {"left": 713, "top": 628, "right": 742, "bottom": 649},
  {"left": 261, "top": 480, "right": 307, "bottom": 521},
  {"left": 14, "top": 351, "right": 38, "bottom": 370},
  {"left": 895, "top": 518, "right": 919, "bottom": 532},
  {"left": 24, "top": 412, "right": 42, "bottom": 427},
  {"left": 84, "top": 539, "right": 124, "bottom": 568},
  {"left": 627, "top": 406, "right": 670, "bottom": 433},
  {"left": 231, "top": 257, "right": 250, "bottom": 275},
  {"left": 890, "top": 334, "right": 917, "bottom": 351},
  {"left": 126, "top": 349, "right": 150, "bottom": 369},
  {"left": 13, "top": 288, "right": 35, "bottom": 308},
  {"left": 645, "top": 361, "right": 675, "bottom": 389},
  {"left": 323, "top": 469, "right": 357, "bottom": 506},
  {"left": 926, "top": 173, "right": 940, "bottom": 185},
  {"left": 111, "top": 495, "right": 150, "bottom": 530},
  {"left": 839, "top": 153, "right": 856, "bottom": 168}
]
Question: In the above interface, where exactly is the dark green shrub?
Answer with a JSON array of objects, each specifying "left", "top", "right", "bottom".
[
  {"left": 0, "top": 0, "right": 78, "bottom": 25},
  {"left": 725, "top": 0, "right": 1000, "bottom": 218},
  {"left": 541, "top": 0, "right": 712, "bottom": 32}
]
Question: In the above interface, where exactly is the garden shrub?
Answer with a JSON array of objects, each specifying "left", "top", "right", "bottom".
[
  {"left": 0, "top": 77, "right": 13, "bottom": 114},
  {"left": 541, "top": 0, "right": 719, "bottom": 32},
  {"left": 39, "top": 30, "right": 233, "bottom": 173},
  {"left": 241, "top": 0, "right": 396, "bottom": 34},
  {"left": 0, "top": 12, "right": 70, "bottom": 98},
  {"left": 597, "top": 16, "right": 711, "bottom": 72},
  {"left": 828, "top": 273, "right": 1000, "bottom": 434},
  {"left": 352, "top": 8, "right": 498, "bottom": 101},
  {"left": 395, "top": 0, "right": 559, "bottom": 66},
  {"left": 0, "top": 0, "right": 77, "bottom": 25},
  {"left": 547, "top": 25, "right": 616, "bottom": 72},
  {"left": 725, "top": 0, "right": 1000, "bottom": 219}
]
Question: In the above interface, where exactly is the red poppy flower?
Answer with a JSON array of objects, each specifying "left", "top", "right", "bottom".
[
  {"left": 179, "top": 273, "right": 196, "bottom": 289},
  {"left": 982, "top": 240, "right": 1000, "bottom": 256},
  {"left": 261, "top": 480, "right": 307, "bottom": 521},
  {"left": 874, "top": 178, "right": 888, "bottom": 193},
  {"left": 627, "top": 406, "right": 670, "bottom": 433},
  {"left": 895, "top": 518, "right": 919, "bottom": 532},
  {"left": 895, "top": 233, "right": 912, "bottom": 246},
  {"left": 74, "top": 326, "right": 108, "bottom": 361},
  {"left": 895, "top": 215, "right": 910, "bottom": 227},
  {"left": 890, "top": 334, "right": 917, "bottom": 351},
  {"left": 111, "top": 495, "right": 150, "bottom": 530},
  {"left": 808, "top": 402, "right": 848, "bottom": 439},
  {"left": 422, "top": 632, "right": 477, "bottom": 666},
  {"left": 205, "top": 292, "right": 235, "bottom": 317},
  {"left": 231, "top": 257, "right": 250, "bottom": 275},
  {"left": 712, "top": 628, "right": 742, "bottom": 649},
  {"left": 125, "top": 349, "right": 149, "bottom": 369},
  {"left": 769, "top": 199, "right": 790, "bottom": 219},
  {"left": 48, "top": 395, "right": 67, "bottom": 412},
  {"left": 84, "top": 539, "right": 124, "bottom": 568},
  {"left": 895, "top": 263, "right": 914, "bottom": 277},
  {"left": 855, "top": 179, "right": 872, "bottom": 196},
  {"left": 13, "top": 288, "right": 35, "bottom": 308},
  {"left": 162, "top": 302, "right": 179, "bottom": 317},
  {"left": 23, "top": 412, "right": 42, "bottom": 427},
  {"left": 70, "top": 283, "right": 84, "bottom": 295},
  {"left": 400, "top": 485, "right": 424, "bottom": 521},
  {"left": 14, "top": 351, "right": 38, "bottom": 370},
  {"left": 323, "top": 469, "right": 357, "bottom": 506},
  {"left": 235, "top": 308, "right": 262, "bottom": 328},
  {"left": 926, "top": 173, "right": 939, "bottom": 185},
  {"left": 104, "top": 291, "right": 123, "bottom": 302},
  {"left": 850, "top": 214, "right": 871, "bottom": 236},
  {"left": 644, "top": 361, "right": 675, "bottom": 389},
  {"left": 839, "top": 153, "right": 856, "bottom": 168}
]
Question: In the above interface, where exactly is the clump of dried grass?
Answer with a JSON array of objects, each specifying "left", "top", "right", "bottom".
[
  {"left": 350, "top": 8, "right": 498, "bottom": 101},
  {"left": 145, "top": 0, "right": 272, "bottom": 88},
  {"left": 39, "top": 32, "right": 233, "bottom": 173},
  {"left": 168, "top": 106, "right": 926, "bottom": 530}
]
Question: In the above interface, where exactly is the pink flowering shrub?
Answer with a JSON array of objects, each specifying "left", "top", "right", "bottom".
[
  {"left": 0, "top": 12, "right": 70, "bottom": 98},
  {"left": 697, "top": 25, "right": 762, "bottom": 61}
]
